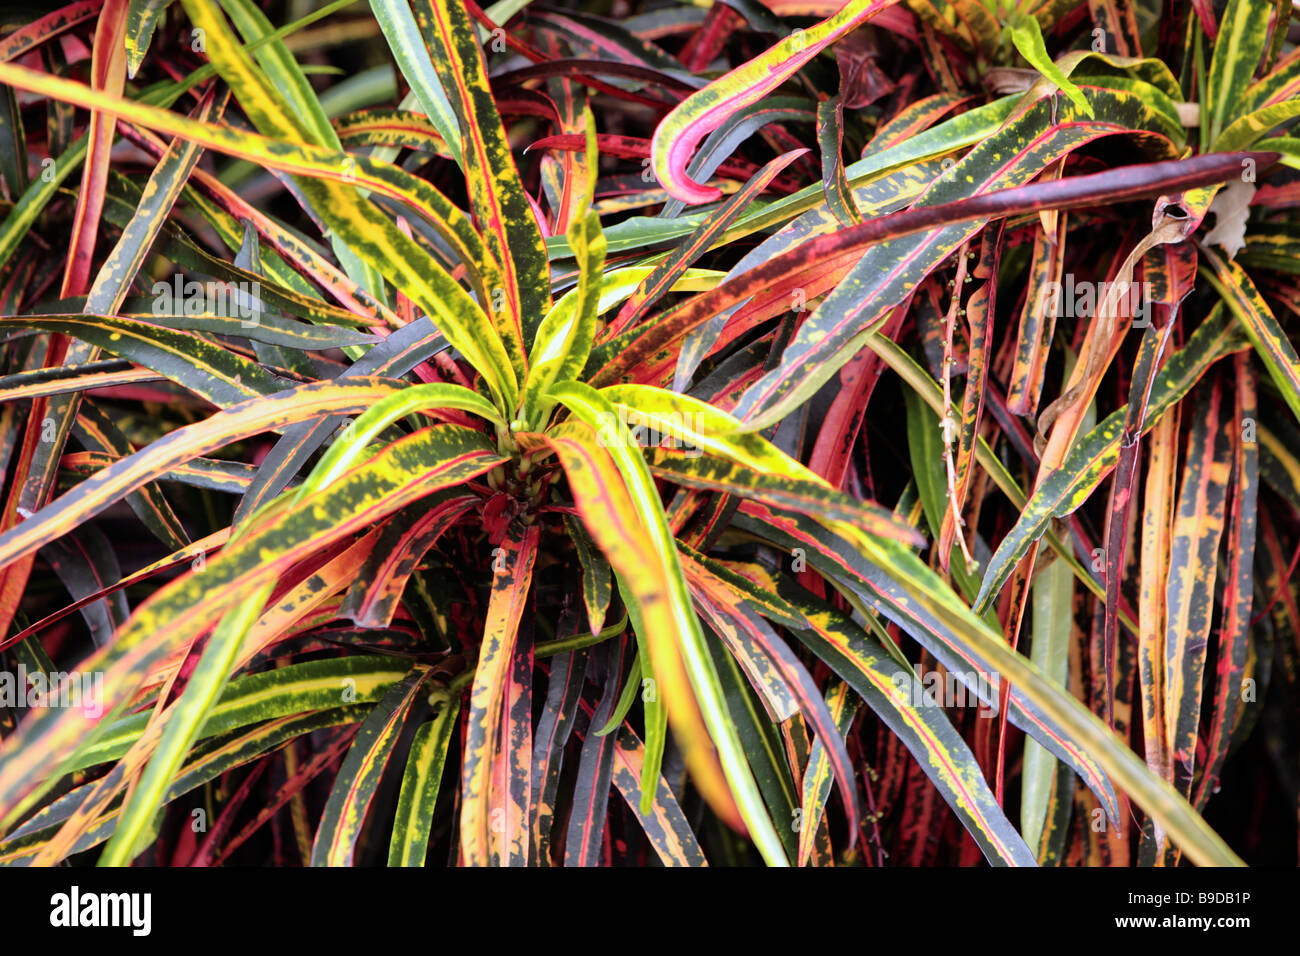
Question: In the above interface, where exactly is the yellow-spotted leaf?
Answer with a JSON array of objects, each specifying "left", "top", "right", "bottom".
[
  {"left": 602, "top": 382, "right": 924, "bottom": 548},
  {"left": 0, "top": 424, "right": 504, "bottom": 831},
  {"left": 0, "top": 48, "right": 518, "bottom": 412},
  {"left": 1206, "top": 0, "right": 1271, "bottom": 146},
  {"left": 1164, "top": 383, "right": 1232, "bottom": 796},
  {"left": 975, "top": 307, "right": 1247, "bottom": 613},
  {"left": 461, "top": 523, "right": 539, "bottom": 867},
  {"left": 412, "top": 0, "right": 550, "bottom": 353},
  {"left": 0, "top": 379, "right": 407, "bottom": 575},
  {"left": 644, "top": 447, "right": 922, "bottom": 546},
  {"left": 312, "top": 667, "right": 429, "bottom": 866},
  {"left": 1201, "top": 246, "right": 1300, "bottom": 425}
]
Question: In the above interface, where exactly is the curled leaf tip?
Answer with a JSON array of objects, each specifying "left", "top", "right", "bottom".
[
  {"left": 652, "top": 0, "right": 896, "bottom": 205},
  {"left": 651, "top": 114, "right": 724, "bottom": 205}
]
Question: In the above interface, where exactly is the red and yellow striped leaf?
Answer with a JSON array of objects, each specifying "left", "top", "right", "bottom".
[
  {"left": 461, "top": 522, "right": 539, "bottom": 866},
  {"left": 650, "top": 0, "right": 899, "bottom": 204}
]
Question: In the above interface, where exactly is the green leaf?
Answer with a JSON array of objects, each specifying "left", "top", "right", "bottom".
[
  {"left": 975, "top": 307, "right": 1247, "bottom": 613},
  {"left": 313, "top": 667, "right": 429, "bottom": 866},
  {"left": 412, "top": 0, "right": 550, "bottom": 353},
  {"left": 816, "top": 95, "right": 860, "bottom": 227},
  {"left": 1164, "top": 384, "right": 1232, "bottom": 795},
  {"left": 563, "top": 515, "right": 612, "bottom": 636},
  {"left": 1009, "top": 14, "right": 1093, "bottom": 117},
  {"left": 0, "top": 314, "right": 281, "bottom": 407},
  {"left": 1201, "top": 246, "right": 1300, "bottom": 426},
  {"left": 126, "top": 0, "right": 176, "bottom": 79},
  {"left": 524, "top": 143, "right": 606, "bottom": 426},
  {"left": 731, "top": 91, "right": 1181, "bottom": 430},
  {"left": 85, "top": 87, "right": 220, "bottom": 314},
  {"left": 773, "top": 576, "right": 1035, "bottom": 865},
  {"left": 1206, "top": 0, "right": 1271, "bottom": 146},
  {"left": 71, "top": 657, "right": 411, "bottom": 773},
  {"left": 0, "top": 423, "right": 503, "bottom": 832},
  {"left": 1021, "top": 549, "right": 1073, "bottom": 852},
  {"left": 369, "top": 0, "right": 463, "bottom": 165}
]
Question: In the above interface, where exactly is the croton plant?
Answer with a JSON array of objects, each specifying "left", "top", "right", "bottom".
[{"left": 0, "top": 0, "right": 1295, "bottom": 867}]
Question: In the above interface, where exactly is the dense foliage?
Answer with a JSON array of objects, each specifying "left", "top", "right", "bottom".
[{"left": 0, "top": 0, "right": 1296, "bottom": 866}]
